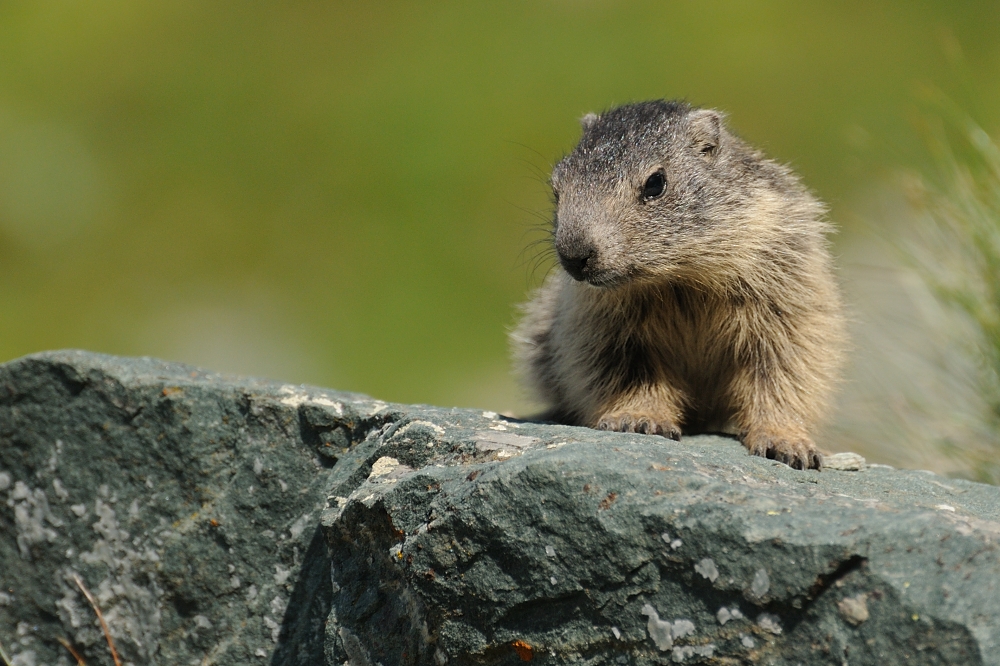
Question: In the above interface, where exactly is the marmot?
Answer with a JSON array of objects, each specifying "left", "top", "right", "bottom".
[{"left": 512, "top": 100, "right": 845, "bottom": 470}]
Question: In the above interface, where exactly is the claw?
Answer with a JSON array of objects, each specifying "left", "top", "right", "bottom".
[
  {"left": 743, "top": 430, "right": 821, "bottom": 470},
  {"left": 593, "top": 413, "right": 682, "bottom": 441}
]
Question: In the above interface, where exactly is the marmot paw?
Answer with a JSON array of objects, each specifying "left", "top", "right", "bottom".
[
  {"left": 742, "top": 431, "right": 822, "bottom": 470},
  {"left": 595, "top": 414, "right": 682, "bottom": 440}
]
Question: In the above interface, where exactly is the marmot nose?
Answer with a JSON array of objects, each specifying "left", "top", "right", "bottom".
[{"left": 559, "top": 250, "right": 593, "bottom": 282}]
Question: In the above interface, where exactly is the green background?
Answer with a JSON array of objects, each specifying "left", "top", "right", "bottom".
[{"left": 0, "top": 2, "right": 998, "bottom": 465}]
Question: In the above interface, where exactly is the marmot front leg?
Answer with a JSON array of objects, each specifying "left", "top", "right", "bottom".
[
  {"left": 729, "top": 345, "right": 825, "bottom": 470},
  {"left": 590, "top": 381, "right": 687, "bottom": 441}
]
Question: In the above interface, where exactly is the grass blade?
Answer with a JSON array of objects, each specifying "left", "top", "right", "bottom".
[{"left": 73, "top": 574, "right": 122, "bottom": 666}]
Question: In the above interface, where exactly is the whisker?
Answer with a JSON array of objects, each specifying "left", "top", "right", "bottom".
[
  {"left": 515, "top": 158, "right": 551, "bottom": 186},
  {"left": 503, "top": 141, "right": 563, "bottom": 290},
  {"left": 508, "top": 140, "right": 556, "bottom": 168},
  {"left": 516, "top": 241, "right": 554, "bottom": 271}
]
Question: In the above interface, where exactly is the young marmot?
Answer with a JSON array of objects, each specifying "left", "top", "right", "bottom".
[{"left": 512, "top": 100, "right": 845, "bottom": 470}]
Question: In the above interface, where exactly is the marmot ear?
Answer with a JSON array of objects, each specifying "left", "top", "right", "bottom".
[
  {"left": 688, "top": 109, "right": 722, "bottom": 158},
  {"left": 580, "top": 113, "right": 599, "bottom": 131}
]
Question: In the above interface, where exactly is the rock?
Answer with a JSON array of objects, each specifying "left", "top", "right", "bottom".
[
  {"left": 838, "top": 593, "right": 871, "bottom": 626},
  {"left": 0, "top": 351, "right": 378, "bottom": 665},
  {"left": 640, "top": 605, "right": 673, "bottom": 651},
  {"left": 2, "top": 351, "right": 1000, "bottom": 664},
  {"left": 824, "top": 451, "right": 867, "bottom": 471},
  {"left": 693, "top": 557, "right": 719, "bottom": 583}
]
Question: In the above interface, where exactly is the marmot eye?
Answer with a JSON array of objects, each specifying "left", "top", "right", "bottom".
[{"left": 642, "top": 170, "right": 666, "bottom": 200}]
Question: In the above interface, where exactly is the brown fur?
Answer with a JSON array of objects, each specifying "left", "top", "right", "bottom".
[{"left": 511, "top": 100, "right": 846, "bottom": 470}]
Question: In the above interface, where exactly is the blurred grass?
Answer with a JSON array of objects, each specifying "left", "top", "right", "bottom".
[
  {"left": 902, "top": 98, "right": 1000, "bottom": 482},
  {"left": 0, "top": 2, "right": 998, "bottom": 447}
]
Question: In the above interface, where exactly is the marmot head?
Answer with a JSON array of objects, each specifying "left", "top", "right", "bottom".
[{"left": 550, "top": 100, "right": 800, "bottom": 289}]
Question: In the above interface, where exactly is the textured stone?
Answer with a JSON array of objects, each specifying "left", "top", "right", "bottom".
[
  {"left": 0, "top": 351, "right": 374, "bottom": 665},
  {"left": 2, "top": 351, "right": 1000, "bottom": 665}
]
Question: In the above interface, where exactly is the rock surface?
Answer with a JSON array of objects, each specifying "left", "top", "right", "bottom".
[{"left": 1, "top": 351, "right": 1000, "bottom": 665}]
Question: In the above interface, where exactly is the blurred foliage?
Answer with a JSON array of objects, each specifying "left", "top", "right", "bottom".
[
  {"left": 0, "top": 1, "right": 999, "bottom": 417},
  {"left": 906, "top": 97, "right": 1000, "bottom": 482}
]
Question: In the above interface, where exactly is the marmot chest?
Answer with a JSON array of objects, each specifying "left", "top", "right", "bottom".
[{"left": 615, "top": 286, "right": 735, "bottom": 386}]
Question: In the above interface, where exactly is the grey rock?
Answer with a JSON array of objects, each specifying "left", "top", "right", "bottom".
[
  {"left": 640, "top": 604, "right": 673, "bottom": 651},
  {"left": 0, "top": 351, "right": 378, "bottom": 665},
  {"left": 824, "top": 451, "right": 867, "bottom": 471},
  {"left": 1, "top": 352, "right": 1000, "bottom": 664},
  {"left": 837, "top": 593, "right": 871, "bottom": 626},
  {"left": 693, "top": 558, "right": 719, "bottom": 583}
]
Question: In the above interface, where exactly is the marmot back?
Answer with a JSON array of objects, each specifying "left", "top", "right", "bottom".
[{"left": 511, "top": 100, "right": 845, "bottom": 470}]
